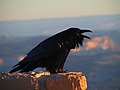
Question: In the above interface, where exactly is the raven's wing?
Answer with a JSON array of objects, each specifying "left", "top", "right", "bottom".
[
  {"left": 28, "top": 39, "right": 62, "bottom": 59},
  {"left": 9, "top": 39, "right": 62, "bottom": 73}
]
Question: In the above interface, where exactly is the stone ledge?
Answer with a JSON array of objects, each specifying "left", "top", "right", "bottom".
[
  {"left": 0, "top": 72, "right": 38, "bottom": 90},
  {"left": 0, "top": 72, "right": 87, "bottom": 90}
]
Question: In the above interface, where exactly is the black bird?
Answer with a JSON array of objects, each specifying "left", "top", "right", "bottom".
[{"left": 9, "top": 28, "right": 92, "bottom": 74}]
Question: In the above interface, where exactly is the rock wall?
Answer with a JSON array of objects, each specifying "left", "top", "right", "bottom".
[{"left": 0, "top": 72, "right": 87, "bottom": 90}]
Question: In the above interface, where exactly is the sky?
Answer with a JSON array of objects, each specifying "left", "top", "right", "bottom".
[{"left": 0, "top": 0, "right": 120, "bottom": 21}]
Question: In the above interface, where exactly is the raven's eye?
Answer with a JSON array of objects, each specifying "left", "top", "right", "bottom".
[{"left": 76, "top": 33, "right": 80, "bottom": 37}]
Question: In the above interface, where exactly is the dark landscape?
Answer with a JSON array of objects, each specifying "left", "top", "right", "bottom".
[{"left": 0, "top": 15, "right": 120, "bottom": 90}]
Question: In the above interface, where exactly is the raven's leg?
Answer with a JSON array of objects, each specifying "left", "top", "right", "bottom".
[
  {"left": 46, "top": 67, "right": 57, "bottom": 74},
  {"left": 57, "top": 69, "right": 68, "bottom": 73},
  {"left": 57, "top": 65, "right": 68, "bottom": 73}
]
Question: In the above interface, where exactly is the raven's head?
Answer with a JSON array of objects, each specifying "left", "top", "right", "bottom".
[{"left": 64, "top": 28, "right": 92, "bottom": 49}]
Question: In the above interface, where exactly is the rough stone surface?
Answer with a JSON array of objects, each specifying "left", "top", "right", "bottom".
[
  {"left": 0, "top": 72, "right": 87, "bottom": 90},
  {"left": 38, "top": 72, "right": 87, "bottom": 90},
  {"left": 0, "top": 72, "right": 39, "bottom": 90}
]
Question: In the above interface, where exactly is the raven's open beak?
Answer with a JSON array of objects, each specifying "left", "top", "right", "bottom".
[{"left": 80, "top": 29, "right": 92, "bottom": 39}]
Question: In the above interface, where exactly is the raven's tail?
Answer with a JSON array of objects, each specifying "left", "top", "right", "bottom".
[
  {"left": 9, "top": 57, "right": 28, "bottom": 73},
  {"left": 9, "top": 56, "right": 39, "bottom": 73},
  {"left": 9, "top": 65, "right": 24, "bottom": 73}
]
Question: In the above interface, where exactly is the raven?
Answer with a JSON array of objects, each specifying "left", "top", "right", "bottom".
[{"left": 9, "top": 28, "right": 92, "bottom": 74}]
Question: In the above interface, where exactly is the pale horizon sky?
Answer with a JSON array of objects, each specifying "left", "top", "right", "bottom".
[{"left": 0, "top": 0, "right": 120, "bottom": 21}]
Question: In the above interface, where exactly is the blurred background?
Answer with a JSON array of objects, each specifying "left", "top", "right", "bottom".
[{"left": 0, "top": 0, "right": 120, "bottom": 90}]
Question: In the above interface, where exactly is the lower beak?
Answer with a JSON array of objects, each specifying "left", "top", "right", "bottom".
[{"left": 82, "top": 35, "right": 91, "bottom": 39}]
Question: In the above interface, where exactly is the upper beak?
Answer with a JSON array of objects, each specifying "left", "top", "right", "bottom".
[{"left": 80, "top": 29, "right": 92, "bottom": 33}]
